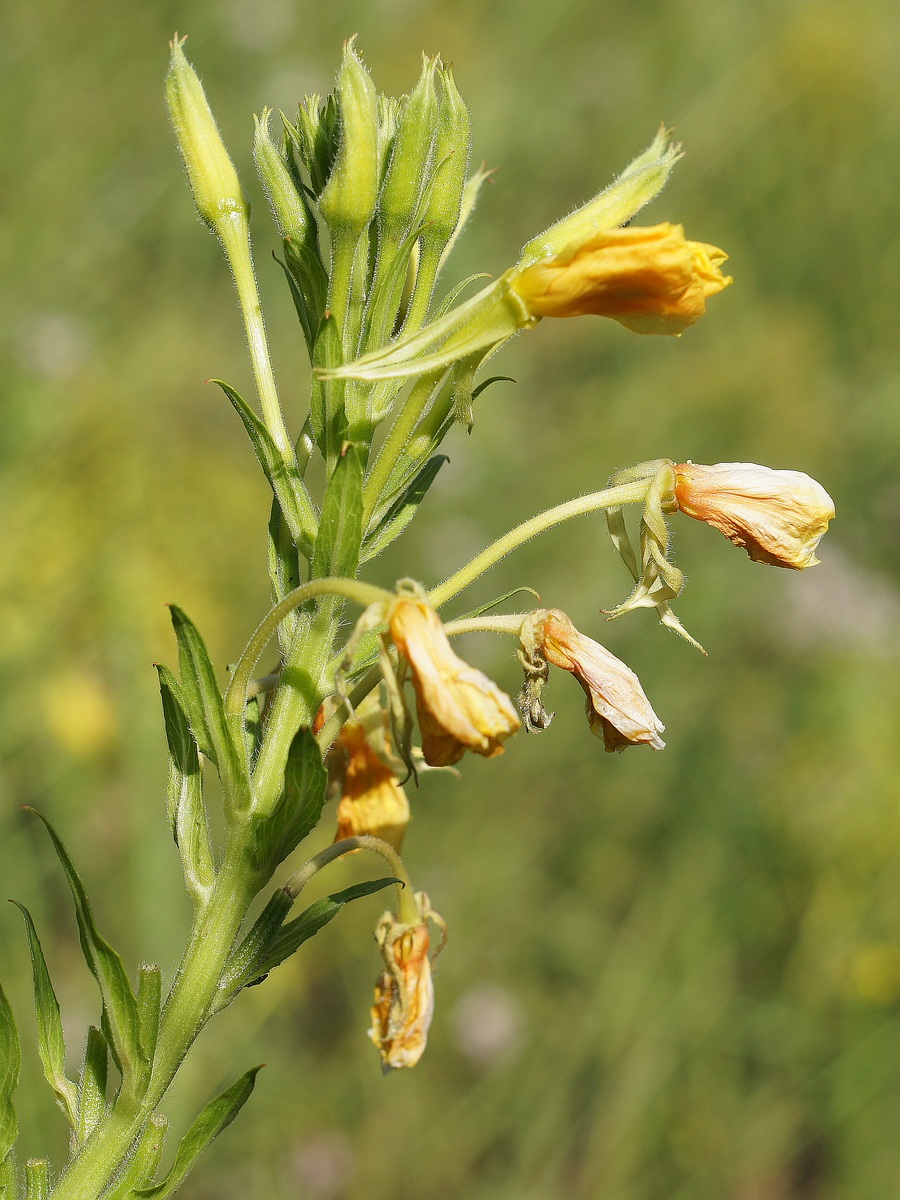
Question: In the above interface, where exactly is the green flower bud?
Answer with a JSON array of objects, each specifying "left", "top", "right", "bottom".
[
  {"left": 419, "top": 64, "right": 471, "bottom": 256},
  {"left": 319, "top": 39, "right": 379, "bottom": 236},
  {"left": 378, "top": 56, "right": 439, "bottom": 243},
  {"left": 377, "top": 95, "right": 401, "bottom": 183},
  {"left": 165, "top": 37, "right": 248, "bottom": 230},
  {"left": 253, "top": 107, "right": 309, "bottom": 242},
  {"left": 518, "top": 126, "right": 681, "bottom": 267}
]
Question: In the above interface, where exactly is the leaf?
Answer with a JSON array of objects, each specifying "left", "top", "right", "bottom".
[
  {"left": 77, "top": 1026, "right": 108, "bottom": 1145},
  {"left": 249, "top": 727, "right": 328, "bottom": 873},
  {"left": 451, "top": 586, "right": 542, "bottom": 623},
  {"left": 137, "top": 965, "right": 162, "bottom": 1066},
  {"left": 169, "top": 607, "right": 246, "bottom": 807},
  {"left": 266, "top": 495, "right": 301, "bottom": 655},
  {"left": 212, "top": 379, "right": 312, "bottom": 556},
  {"left": 104, "top": 1114, "right": 168, "bottom": 1200},
  {"left": 0, "top": 983, "right": 20, "bottom": 1164},
  {"left": 136, "top": 1067, "right": 262, "bottom": 1199},
  {"left": 362, "top": 455, "right": 448, "bottom": 562},
  {"left": 215, "top": 888, "right": 295, "bottom": 1003},
  {"left": 310, "top": 443, "right": 364, "bottom": 582},
  {"left": 309, "top": 315, "right": 347, "bottom": 466},
  {"left": 156, "top": 666, "right": 216, "bottom": 907},
  {"left": 279, "top": 234, "right": 329, "bottom": 353},
  {"left": 254, "top": 877, "right": 398, "bottom": 978},
  {"left": 9, "top": 903, "right": 78, "bottom": 1127},
  {"left": 27, "top": 811, "right": 144, "bottom": 1085}
]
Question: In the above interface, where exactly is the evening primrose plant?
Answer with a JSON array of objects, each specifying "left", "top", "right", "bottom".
[{"left": 0, "top": 35, "right": 835, "bottom": 1199}]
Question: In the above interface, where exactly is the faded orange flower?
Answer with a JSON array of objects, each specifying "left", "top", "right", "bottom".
[
  {"left": 369, "top": 895, "right": 442, "bottom": 1070},
  {"left": 389, "top": 596, "right": 520, "bottom": 767},
  {"left": 333, "top": 722, "right": 410, "bottom": 853},
  {"left": 537, "top": 609, "right": 665, "bottom": 751},
  {"left": 510, "top": 222, "right": 731, "bottom": 334},
  {"left": 674, "top": 461, "right": 835, "bottom": 569}
]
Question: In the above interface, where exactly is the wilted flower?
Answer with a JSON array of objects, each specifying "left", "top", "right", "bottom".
[
  {"left": 369, "top": 893, "right": 444, "bottom": 1070},
  {"left": 674, "top": 461, "right": 835, "bottom": 569},
  {"left": 388, "top": 596, "right": 520, "bottom": 766},
  {"left": 333, "top": 722, "right": 410, "bottom": 853},
  {"left": 530, "top": 609, "right": 665, "bottom": 751},
  {"left": 510, "top": 222, "right": 731, "bottom": 335}
]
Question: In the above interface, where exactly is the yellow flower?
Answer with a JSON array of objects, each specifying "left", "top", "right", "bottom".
[
  {"left": 536, "top": 609, "right": 665, "bottom": 751},
  {"left": 673, "top": 461, "right": 835, "bottom": 569},
  {"left": 368, "top": 894, "right": 442, "bottom": 1070},
  {"left": 389, "top": 596, "right": 521, "bottom": 767},
  {"left": 510, "top": 222, "right": 731, "bottom": 335},
  {"left": 333, "top": 722, "right": 410, "bottom": 853}
]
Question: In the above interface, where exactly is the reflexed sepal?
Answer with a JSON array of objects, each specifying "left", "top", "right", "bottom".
[
  {"left": 135, "top": 1068, "right": 262, "bottom": 1199},
  {"left": 248, "top": 727, "right": 327, "bottom": 873}
]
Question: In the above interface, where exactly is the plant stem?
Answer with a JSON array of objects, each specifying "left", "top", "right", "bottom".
[{"left": 428, "top": 480, "right": 651, "bottom": 609}]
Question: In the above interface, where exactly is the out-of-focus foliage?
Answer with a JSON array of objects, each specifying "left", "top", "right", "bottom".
[{"left": 2, "top": 0, "right": 900, "bottom": 1195}]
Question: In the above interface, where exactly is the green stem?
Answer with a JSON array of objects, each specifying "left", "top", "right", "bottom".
[
  {"left": 286, "top": 834, "right": 418, "bottom": 923},
  {"left": 428, "top": 480, "right": 651, "bottom": 609},
  {"left": 442, "top": 614, "right": 528, "bottom": 638}
]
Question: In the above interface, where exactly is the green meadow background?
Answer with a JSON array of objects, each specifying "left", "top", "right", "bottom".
[{"left": 3, "top": 0, "right": 900, "bottom": 1196}]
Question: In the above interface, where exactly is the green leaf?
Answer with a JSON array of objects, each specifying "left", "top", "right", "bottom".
[
  {"left": 77, "top": 1026, "right": 108, "bottom": 1145},
  {"left": 279, "top": 234, "right": 329, "bottom": 353},
  {"left": 156, "top": 666, "right": 216, "bottom": 907},
  {"left": 215, "top": 888, "right": 294, "bottom": 1003},
  {"left": 0, "top": 1156, "right": 17, "bottom": 1200},
  {"left": 310, "top": 443, "right": 364, "bottom": 582},
  {"left": 362, "top": 454, "right": 448, "bottom": 562},
  {"left": 452, "top": 586, "right": 542, "bottom": 623},
  {"left": 137, "top": 965, "right": 162, "bottom": 1066},
  {"left": 136, "top": 1067, "right": 263, "bottom": 1199},
  {"left": 212, "top": 379, "right": 312, "bottom": 556},
  {"left": 254, "top": 877, "right": 398, "bottom": 978},
  {"left": 0, "top": 983, "right": 20, "bottom": 1164},
  {"left": 309, "top": 315, "right": 347, "bottom": 466},
  {"left": 249, "top": 727, "right": 328, "bottom": 873},
  {"left": 169, "top": 607, "right": 246, "bottom": 807},
  {"left": 267, "top": 495, "right": 302, "bottom": 655},
  {"left": 105, "top": 1115, "right": 168, "bottom": 1200},
  {"left": 27, "top": 811, "right": 144, "bottom": 1085},
  {"left": 9, "top": 903, "right": 78, "bottom": 1127}
]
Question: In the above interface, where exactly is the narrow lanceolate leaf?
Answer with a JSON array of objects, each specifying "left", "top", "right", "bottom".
[
  {"left": 135, "top": 1067, "right": 263, "bottom": 1199},
  {"left": 28, "top": 811, "right": 144, "bottom": 1085},
  {"left": 212, "top": 379, "right": 314, "bottom": 556},
  {"left": 362, "top": 454, "right": 448, "bottom": 562},
  {"left": 310, "top": 443, "right": 363, "bottom": 581},
  {"left": 104, "top": 1115, "right": 168, "bottom": 1200},
  {"left": 136, "top": 965, "right": 162, "bottom": 1066},
  {"left": 10, "top": 903, "right": 78, "bottom": 1127},
  {"left": 0, "top": 983, "right": 20, "bottom": 1164},
  {"left": 254, "top": 878, "right": 399, "bottom": 978},
  {"left": 267, "top": 495, "right": 302, "bottom": 655},
  {"left": 249, "top": 727, "right": 328, "bottom": 873},
  {"left": 77, "top": 1027, "right": 108, "bottom": 1145},
  {"left": 169, "top": 607, "right": 247, "bottom": 808},
  {"left": 215, "top": 888, "right": 295, "bottom": 1004},
  {"left": 309, "top": 314, "right": 347, "bottom": 466},
  {"left": 156, "top": 666, "right": 216, "bottom": 906}
]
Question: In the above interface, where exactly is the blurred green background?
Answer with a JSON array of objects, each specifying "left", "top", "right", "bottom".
[{"left": 3, "top": 0, "right": 900, "bottom": 1196}]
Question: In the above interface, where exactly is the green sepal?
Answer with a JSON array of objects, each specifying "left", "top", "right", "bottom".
[
  {"left": 104, "top": 1115, "right": 168, "bottom": 1200},
  {"left": 212, "top": 379, "right": 313, "bottom": 557},
  {"left": 77, "top": 1027, "right": 108, "bottom": 1146},
  {"left": 362, "top": 455, "right": 448, "bottom": 562},
  {"left": 249, "top": 727, "right": 328, "bottom": 874},
  {"left": 310, "top": 443, "right": 364, "bottom": 582},
  {"left": 253, "top": 878, "right": 399, "bottom": 979},
  {"left": 267, "top": 495, "right": 303, "bottom": 656},
  {"left": 135, "top": 1067, "right": 263, "bottom": 1199},
  {"left": 168, "top": 606, "right": 247, "bottom": 808},
  {"left": 9, "top": 903, "right": 78, "bottom": 1127},
  {"left": 309, "top": 315, "right": 348, "bottom": 466},
  {"left": 23, "top": 1161, "right": 47, "bottom": 1200},
  {"left": 27, "top": 811, "right": 145, "bottom": 1086},
  {"left": 0, "top": 983, "right": 20, "bottom": 1165},
  {"left": 156, "top": 666, "right": 216, "bottom": 907},
  {"left": 136, "top": 965, "right": 162, "bottom": 1067}
]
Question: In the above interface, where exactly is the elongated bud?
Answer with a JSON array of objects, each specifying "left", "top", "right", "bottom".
[
  {"left": 419, "top": 63, "right": 471, "bottom": 257},
  {"left": 379, "top": 56, "right": 439, "bottom": 242},
  {"left": 518, "top": 126, "right": 680, "bottom": 267},
  {"left": 319, "top": 39, "right": 379, "bottom": 235},
  {"left": 253, "top": 108, "right": 310, "bottom": 242},
  {"left": 165, "top": 37, "right": 248, "bottom": 230}
]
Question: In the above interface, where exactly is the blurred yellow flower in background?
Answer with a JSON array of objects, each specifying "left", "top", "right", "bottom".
[{"left": 40, "top": 669, "right": 117, "bottom": 757}]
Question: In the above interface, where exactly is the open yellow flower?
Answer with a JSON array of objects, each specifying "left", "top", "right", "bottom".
[
  {"left": 674, "top": 461, "right": 835, "bottom": 569},
  {"left": 536, "top": 609, "right": 665, "bottom": 751},
  {"left": 389, "top": 596, "right": 520, "bottom": 767},
  {"left": 369, "top": 893, "right": 443, "bottom": 1070},
  {"left": 510, "top": 222, "right": 731, "bottom": 335},
  {"left": 333, "top": 722, "right": 410, "bottom": 853}
]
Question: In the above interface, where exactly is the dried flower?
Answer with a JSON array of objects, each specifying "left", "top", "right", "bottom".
[
  {"left": 389, "top": 596, "right": 520, "bottom": 766},
  {"left": 532, "top": 609, "right": 665, "bottom": 751},
  {"left": 510, "top": 222, "right": 731, "bottom": 335},
  {"left": 674, "top": 461, "right": 835, "bottom": 569},
  {"left": 333, "top": 722, "right": 410, "bottom": 853}
]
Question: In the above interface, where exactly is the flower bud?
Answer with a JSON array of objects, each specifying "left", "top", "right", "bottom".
[
  {"left": 379, "top": 56, "right": 439, "bottom": 243},
  {"left": 673, "top": 462, "right": 835, "bottom": 569},
  {"left": 418, "top": 64, "right": 472, "bottom": 257},
  {"left": 510, "top": 222, "right": 731, "bottom": 335},
  {"left": 165, "top": 38, "right": 248, "bottom": 230},
  {"left": 253, "top": 108, "right": 310, "bottom": 243},
  {"left": 318, "top": 39, "right": 379, "bottom": 236},
  {"left": 527, "top": 609, "right": 665, "bottom": 751},
  {"left": 333, "top": 721, "right": 410, "bottom": 853}
]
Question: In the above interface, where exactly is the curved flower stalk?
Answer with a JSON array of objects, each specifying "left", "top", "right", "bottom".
[{"left": 0, "top": 36, "right": 836, "bottom": 1200}]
